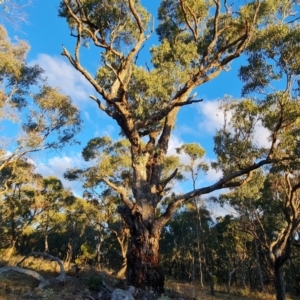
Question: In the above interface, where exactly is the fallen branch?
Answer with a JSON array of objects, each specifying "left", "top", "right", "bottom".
[
  {"left": 0, "top": 266, "right": 49, "bottom": 288},
  {"left": 17, "top": 251, "right": 66, "bottom": 282}
]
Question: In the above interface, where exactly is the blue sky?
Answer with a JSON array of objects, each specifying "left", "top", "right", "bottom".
[{"left": 2, "top": 1, "right": 271, "bottom": 216}]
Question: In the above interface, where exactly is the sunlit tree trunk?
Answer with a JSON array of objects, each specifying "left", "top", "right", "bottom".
[
  {"left": 65, "top": 238, "right": 73, "bottom": 267},
  {"left": 116, "top": 227, "right": 129, "bottom": 279},
  {"left": 96, "top": 236, "right": 101, "bottom": 271},
  {"left": 44, "top": 232, "right": 49, "bottom": 253}
]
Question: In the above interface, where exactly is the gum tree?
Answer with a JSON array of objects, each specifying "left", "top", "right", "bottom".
[
  {"left": 0, "top": 25, "right": 82, "bottom": 194},
  {"left": 59, "top": 0, "right": 300, "bottom": 291}
]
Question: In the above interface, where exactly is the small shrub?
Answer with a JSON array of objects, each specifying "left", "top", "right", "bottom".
[
  {"left": 85, "top": 274, "right": 103, "bottom": 291},
  {"left": 157, "top": 295, "right": 170, "bottom": 300}
]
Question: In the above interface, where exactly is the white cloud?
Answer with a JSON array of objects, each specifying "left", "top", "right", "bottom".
[
  {"left": 197, "top": 100, "right": 271, "bottom": 148},
  {"left": 35, "top": 154, "right": 86, "bottom": 192},
  {"left": 253, "top": 120, "right": 271, "bottom": 148},
  {"left": 167, "top": 134, "right": 183, "bottom": 156},
  {"left": 30, "top": 54, "right": 95, "bottom": 105},
  {"left": 205, "top": 167, "right": 223, "bottom": 182},
  {"left": 197, "top": 100, "right": 229, "bottom": 135}
]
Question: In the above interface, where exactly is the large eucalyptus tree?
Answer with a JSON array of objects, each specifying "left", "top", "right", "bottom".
[{"left": 59, "top": 0, "right": 300, "bottom": 291}]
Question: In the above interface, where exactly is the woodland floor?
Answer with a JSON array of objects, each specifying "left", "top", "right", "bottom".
[{"left": 0, "top": 257, "right": 299, "bottom": 300}]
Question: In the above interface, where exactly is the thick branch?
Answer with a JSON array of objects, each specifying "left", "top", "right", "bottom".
[
  {"left": 136, "top": 98, "right": 203, "bottom": 130},
  {"left": 102, "top": 178, "right": 133, "bottom": 209},
  {"left": 62, "top": 47, "right": 108, "bottom": 99},
  {"left": 156, "top": 157, "right": 292, "bottom": 231}
]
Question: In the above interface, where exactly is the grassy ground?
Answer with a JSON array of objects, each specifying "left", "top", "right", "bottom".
[{"left": 0, "top": 256, "right": 299, "bottom": 300}]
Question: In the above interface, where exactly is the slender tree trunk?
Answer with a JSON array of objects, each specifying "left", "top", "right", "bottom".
[
  {"left": 117, "top": 251, "right": 127, "bottom": 279},
  {"left": 241, "top": 262, "right": 247, "bottom": 289},
  {"left": 254, "top": 238, "right": 264, "bottom": 292},
  {"left": 44, "top": 232, "right": 49, "bottom": 253},
  {"left": 96, "top": 238, "right": 101, "bottom": 271},
  {"left": 116, "top": 227, "right": 129, "bottom": 278},
  {"left": 65, "top": 238, "right": 73, "bottom": 267},
  {"left": 274, "top": 265, "right": 286, "bottom": 300},
  {"left": 227, "top": 269, "right": 235, "bottom": 294},
  {"left": 126, "top": 211, "right": 164, "bottom": 292},
  {"left": 194, "top": 199, "right": 204, "bottom": 287},
  {"left": 208, "top": 271, "right": 215, "bottom": 296}
]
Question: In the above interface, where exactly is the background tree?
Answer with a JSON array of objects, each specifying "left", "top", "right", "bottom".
[
  {"left": 0, "top": 0, "right": 31, "bottom": 29},
  {"left": 220, "top": 169, "right": 300, "bottom": 300},
  {"left": 59, "top": 0, "right": 300, "bottom": 291},
  {"left": 0, "top": 24, "right": 82, "bottom": 195},
  {"left": 34, "top": 176, "right": 75, "bottom": 253},
  {"left": 0, "top": 159, "right": 44, "bottom": 260}
]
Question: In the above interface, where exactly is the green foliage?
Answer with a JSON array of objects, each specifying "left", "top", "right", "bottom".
[
  {"left": 157, "top": 295, "right": 170, "bottom": 300},
  {"left": 85, "top": 273, "right": 103, "bottom": 291},
  {"left": 59, "top": 0, "right": 151, "bottom": 51},
  {"left": 0, "top": 24, "right": 82, "bottom": 190}
]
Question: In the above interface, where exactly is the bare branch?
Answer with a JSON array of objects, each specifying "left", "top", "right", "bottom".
[{"left": 102, "top": 177, "right": 133, "bottom": 209}]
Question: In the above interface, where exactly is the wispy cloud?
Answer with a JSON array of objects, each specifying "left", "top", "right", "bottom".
[
  {"left": 196, "top": 99, "right": 271, "bottom": 148},
  {"left": 196, "top": 100, "right": 227, "bottom": 134},
  {"left": 30, "top": 54, "right": 95, "bottom": 106}
]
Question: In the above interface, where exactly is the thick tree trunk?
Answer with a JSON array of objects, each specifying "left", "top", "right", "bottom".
[
  {"left": 274, "top": 265, "right": 286, "bottom": 300},
  {"left": 126, "top": 210, "right": 164, "bottom": 292}
]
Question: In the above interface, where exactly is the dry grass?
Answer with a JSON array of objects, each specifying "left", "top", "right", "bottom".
[{"left": 0, "top": 256, "right": 299, "bottom": 300}]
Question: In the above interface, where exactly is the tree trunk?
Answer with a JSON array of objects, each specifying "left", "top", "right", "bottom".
[
  {"left": 254, "top": 238, "right": 265, "bottom": 292},
  {"left": 126, "top": 210, "right": 164, "bottom": 292},
  {"left": 227, "top": 269, "right": 235, "bottom": 294},
  {"left": 65, "top": 238, "right": 73, "bottom": 267},
  {"left": 116, "top": 254, "right": 127, "bottom": 279},
  {"left": 96, "top": 233, "right": 102, "bottom": 271},
  {"left": 208, "top": 272, "right": 215, "bottom": 296},
  {"left": 194, "top": 199, "right": 204, "bottom": 287},
  {"left": 274, "top": 265, "right": 286, "bottom": 300},
  {"left": 44, "top": 233, "right": 49, "bottom": 253}
]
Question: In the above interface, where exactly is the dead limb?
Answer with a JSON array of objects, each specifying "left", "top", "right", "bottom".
[
  {"left": 0, "top": 266, "right": 49, "bottom": 288},
  {"left": 17, "top": 251, "right": 66, "bottom": 282}
]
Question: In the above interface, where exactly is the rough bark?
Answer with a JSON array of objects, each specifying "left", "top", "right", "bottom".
[
  {"left": 60, "top": 0, "right": 283, "bottom": 292},
  {"left": 125, "top": 210, "right": 164, "bottom": 292}
]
